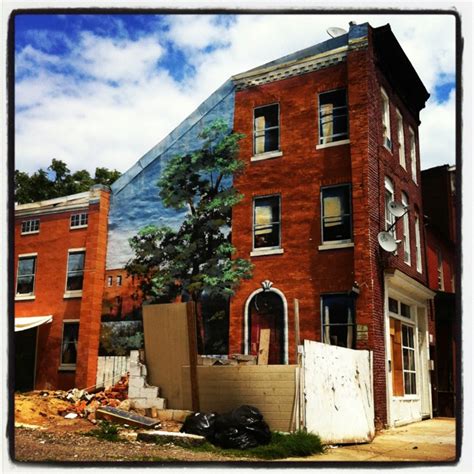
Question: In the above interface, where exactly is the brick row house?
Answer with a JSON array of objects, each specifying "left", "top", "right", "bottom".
[
  {"left": 14, "top": 187, "right": 110, "bottom": 391},
  {"left": 421, "top": 165, "right": 457, "bottom": 417},
  {"left": 13, "top": 22, "right": 451, "bottom": 429}
]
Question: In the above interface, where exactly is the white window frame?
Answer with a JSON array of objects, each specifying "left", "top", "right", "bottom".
[
  {"left": 317, "top": 88, "right": 349, "bottom": 146},
  {"left": 381, "top": 88, "right": 392, "bottom": 151},
  {"left": 320, "top": 184, "right": 352, "bottom": 246},
  {"left": 401, "top": 323, "right": 417, "bottom": 396},
  {"left": 396, "top": 109, "right": 406, "bottom": 169},
  {"left": 415, "top": 214, "right": 422, "bottom": 273},
  {"left": 70, "top": 212, "right": 88, "bottom": 229},
  {"left": 15, "top": 253, "right": 38, "bottom": 300},
  {"left": 59, "top": 319, "right": 80, "bottom": 370},
  {"left": 251, "top": 194, "right": 283, "bottom": 257},
  {"left": 385, "top": 177, "right": 396, "bottom": 238},
  {"left": 116, "top": 275, "right": 122, "bottom": 287},
  {"left": 21, "top": 219, "right": 40, "bottom": 235},
  {"left": 107, "top": 276, "right": 113, "bottom": 287},
  {"left": 64, "top": 248, "right": 86, "bottom": 298},
  {"left": 401, "top": 192, "right": 411, "bottom": 265},
  {"left": 409, "top": 127, "right": 417, "bottom": 184},
  {"left": 252, "top": 103, "right": 281, "bottom": 160}
]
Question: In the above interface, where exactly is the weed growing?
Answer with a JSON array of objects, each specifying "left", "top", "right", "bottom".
[{"left": 85, "top": 420, "right": 121, "bottom": 442}]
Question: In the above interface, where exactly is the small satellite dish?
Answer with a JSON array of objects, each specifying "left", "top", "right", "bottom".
[
  {"left": 388, "top": 201, "right": 408, "bottom": 218},
  {"left": 378, "top": 231, "right": 398, "bottom": 252},
  {"left": 327, "top": 27, "right": 347, "bottom": 38}
]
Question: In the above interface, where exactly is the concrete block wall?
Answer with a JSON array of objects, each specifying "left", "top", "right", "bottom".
[{"left": 128, "top": 350, "right": 166, "bottom": 410}]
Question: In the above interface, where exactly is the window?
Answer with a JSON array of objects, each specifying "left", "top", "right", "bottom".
[
  {"left": 16, "top": 255, "right": 37, "bottom": 296},
  {"left": 116, "top": 275, "right": 122, "bottom": 286},
  {"left": 402, "top": 324, "right": 417, "bottom": 395},
  {"left": 21, "top": 219, "right": 40, "bottom": 235},
  {"left": 321, "top": 294, "right": 356, "bottom": 349},
  {"left": 321, "top": 185, "right": 352, "bottom": 243},
  {"left": 254, "top": 104, "right": 279, "bottom": 155},
  {"left": 409, "top": 128, "right": 417, "bottom": 184},
  {"left": 107, "top": 276, "right": 113, "bottom": 287},
  {"left": 381, "top": 88, "right": 392, "bottom": 150},
  {"left": 396, "top": 109, "right": 406, "bottom": 169},
  {"left": 318, "top": 89, "right": 348, "bottom": 145},
  {"left": 401, "top": 192, "right": 411, "bottom": 265},
  {"left": 389, "top": 298, "right": 416, "bottom": 396},
  {"left": 437, "top": 250, "right": 444, "bottom": 290},
  {"left": 60, "top": 321, "right": 79, "bottom": 369},
  {"left": 415, "top": 214, "right": 422, "bottom": 273},
  {"left": 66, "top": 250, "right": 85, "bottom": 292},
  {"left": 253, "top": 196, "right": 281, "bottom": 250},
  {"left": 70, "top": 213, "right": 88, "bottom": 228},
  {"left": 385, "top": 177, "right": 396, "bottom": 237}
]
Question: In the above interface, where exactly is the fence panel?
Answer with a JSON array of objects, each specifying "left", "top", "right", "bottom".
[{"left": 303, "top": 340, "right": 374, "bottom": 444}]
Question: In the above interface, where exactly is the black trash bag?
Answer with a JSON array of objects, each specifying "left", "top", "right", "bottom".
[
  {"left": 213, "top": 425, "right": 260, "bottom": 450},
  {"left": 180, "top": 412, "right": 218, "bottom": 438},
  {"left": 211, "top": 405, "right": 271, "bottom": 449}
]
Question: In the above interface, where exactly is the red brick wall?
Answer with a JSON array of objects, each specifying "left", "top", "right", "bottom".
[
  {"left": 15, "top": 189, "right": 110, "bottom": 390},
  {"left": 425, "top": 229, "right": 456, "bottom": 293},
  {"left": 230, "top": 35, "right": 428, "bottom": 427}
]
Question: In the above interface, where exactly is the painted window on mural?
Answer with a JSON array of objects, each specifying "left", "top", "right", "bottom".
[
  {"left": 321, "top": 184, "right": 352, "bottom": 243},
  {"left": 253, "top": 196, "right": 281, "bottom": 250},
  {"left": 66, "top": 250, "right": 85, "bottom": 291},
  {"left": 21, "top": 219, "right": 40, "bottom": 235},
  {"left": 318, "top": 89, "right": 348, "bottom": 144},
  {"left": 116, "top": 275, "right": 122, "bottom": 286},
  {"left": 321, "top": 294, "right": 356, "bottom": 349},
  {"left": 70, "top": 212, "right": 88, "bottom": 228},
  {"left": 16, "top": 255, "right": 37, "bottom": 295},
  {"left": 61, "top": 321, "right": 79, "bottom": 368},
  {"left": 254, "top": 104, "right": 279, "bottom": 154}
]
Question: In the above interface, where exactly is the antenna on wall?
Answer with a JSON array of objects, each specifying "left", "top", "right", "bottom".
[
  {"left": 326, "top": 27, "right": 347, "bottom": 38},
  {"left": 377, "top": 201, "right": 409, "bottom": 253}
]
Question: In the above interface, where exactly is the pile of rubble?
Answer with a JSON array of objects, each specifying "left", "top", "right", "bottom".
[{"left": 53, "top": 375, "right": 130, "bottom": 423}]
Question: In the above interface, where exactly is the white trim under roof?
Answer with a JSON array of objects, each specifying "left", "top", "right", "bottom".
[{"left": 15, "top": 315, "right": 53, "bottom": 332}]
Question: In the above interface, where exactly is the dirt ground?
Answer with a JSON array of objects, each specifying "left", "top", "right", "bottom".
[{"left": 12, "top": 391, "right": 247, "bottom": 463}]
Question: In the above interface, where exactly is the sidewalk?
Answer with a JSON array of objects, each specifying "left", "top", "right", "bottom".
[{"left": 290, "top": 418, "right": 457, "bottom": 462}]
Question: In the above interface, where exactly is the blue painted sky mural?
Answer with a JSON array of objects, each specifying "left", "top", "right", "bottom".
[{"left": 14, "top": 11, "right": 456, "bottom": 177}]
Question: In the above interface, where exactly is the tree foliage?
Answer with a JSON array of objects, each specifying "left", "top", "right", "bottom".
[
  {"left": 14, "top": 158, "right": 122, "bottom": 204},
  {"left": 126, "top": 119, "right": 253, "bottom": 306}
]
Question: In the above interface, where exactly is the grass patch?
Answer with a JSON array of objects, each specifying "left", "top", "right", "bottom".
[
  {"left": 190, "top": 431, "right": 324, "bottom": 460},
  {"left": 84, "top": 420, "right": 121, "bottom": 442}
]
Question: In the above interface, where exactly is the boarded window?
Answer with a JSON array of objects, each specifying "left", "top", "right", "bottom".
[
  {"left": 321, "top": 185, "right": 351, "bottom": 243},
  {"left": 318, "top": 89, "right": 348, "bottom": 144},
  {"left": 254, "top": 104, "right": 279, "bottom": 154},
  {"left": 253, "top": 196, "right": 281, "bottom": 249}
]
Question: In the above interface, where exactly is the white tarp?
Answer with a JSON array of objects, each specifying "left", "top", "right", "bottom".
[{"left": 15, "top": 315, "right": 52, "bottom": 332}]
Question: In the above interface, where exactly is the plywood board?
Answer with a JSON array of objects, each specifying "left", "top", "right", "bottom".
[{"left": 257, "top": 329, "right": 270, "bottom": 365}]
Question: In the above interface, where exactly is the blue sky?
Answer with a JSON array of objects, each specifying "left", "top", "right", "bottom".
[{"left": 14, "top": 12, "right": 456, "bottom": 175}]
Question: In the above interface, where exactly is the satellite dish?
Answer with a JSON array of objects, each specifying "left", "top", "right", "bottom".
[
  {"left": 327, "top": 27, "right": 347, "bottom": 38},
  {"left": 388, "top": 201, "right": 408, "bottom": 218},
  {"left": 378, "top": 231, "right": 398, "bottom": 252}
]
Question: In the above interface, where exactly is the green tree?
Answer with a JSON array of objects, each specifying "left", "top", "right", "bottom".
[
  {"left": 14, "top": 159, "right": 122, "bottom": 204},
  {"left": 126, "top": 119, "right": 253, "bottom": 352}
]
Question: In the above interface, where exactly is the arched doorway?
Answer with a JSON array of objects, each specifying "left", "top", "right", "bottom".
[{"left": 245, "top": 285, "right": 287, "bottom": 364}]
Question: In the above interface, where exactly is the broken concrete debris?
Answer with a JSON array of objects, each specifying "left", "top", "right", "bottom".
[
  {"left": 137, "top": 430, "right": 206, "bottom": 447},
  {"left": 96, "top": 405, "right": 161, "bottom": 429}
]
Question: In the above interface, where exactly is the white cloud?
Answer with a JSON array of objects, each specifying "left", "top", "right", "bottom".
[{"left": 14, "top": 14, "right": 456, "bottom": 177}]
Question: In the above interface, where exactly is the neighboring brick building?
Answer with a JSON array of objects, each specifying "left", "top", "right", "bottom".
[
  {"left": 422, "top": 165, "right": 457, "bottom": 417},
  {"left": 14, "top": 186, "right": 110, "bottom": 391},
  {"left": 104, "top": 22, "right": 435, "bottom": 428}
]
